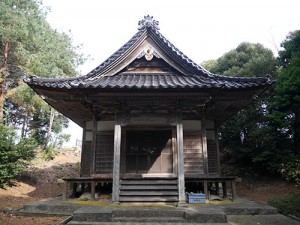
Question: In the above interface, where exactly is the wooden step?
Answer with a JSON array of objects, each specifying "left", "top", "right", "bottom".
[
  {"left": 119, "top": 178, "right": 179, "bottom": 202},
  {"left": 119, "top": 191, "right": 178, "bottom": 196},
  {"left": 120, "top": 185, "right": 178, "bottom": 190},
  {"left": 118, "top": 196, "right": 179, "bottom": 202},
  {"left": 120, "top": 179, "right": 178, "bottom": 185}
]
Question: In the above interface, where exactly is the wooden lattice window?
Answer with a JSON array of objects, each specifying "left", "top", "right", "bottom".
[
  {"left": 183, "top": 133, "right": 204, "bottom": 176},
  {"left": 207, "top": 140, "right": 219, "bottom": 175},
  {"left": 95, "top": 132, "right": 114, "bottom": 174}
]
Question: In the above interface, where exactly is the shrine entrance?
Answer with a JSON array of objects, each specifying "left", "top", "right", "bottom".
[{"left": 125, "top": 130, "right": 174, "bottom": 174}]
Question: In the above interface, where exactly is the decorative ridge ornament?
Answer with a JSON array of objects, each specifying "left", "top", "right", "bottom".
[
  {"left": 138, "top": 15, "right": 160, "bottom": 30},
  {"left": 137, "top": 46, "right": 161, "bottom": 61}
]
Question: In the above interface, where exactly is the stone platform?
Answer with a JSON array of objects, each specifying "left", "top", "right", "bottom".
[{"left": 11, "top": 196, "right": 300, "bottom": 225}]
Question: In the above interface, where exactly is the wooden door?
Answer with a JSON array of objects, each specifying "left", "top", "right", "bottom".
[{"left": 125, "top": 130, "right": 173, "bottom": 174}]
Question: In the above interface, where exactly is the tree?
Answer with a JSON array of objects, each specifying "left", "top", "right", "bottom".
[
  {"left": 276, "top": 30, "right": 300, "bottom": 151},
  {"left": 203, "top": 42, "right": 277, "bottom": 77},
  {"left": 0, "top": 123, "right": 36, "bottom": 186},
  {"left": 0, "top": 0, "right": 44, "bottom": 121},
  {"left": 269, "top": 31, "right": 300, "bottom": 183},
  {"left": 202, "top": 42, "right": 279, "bottom": 174},
  {"left": 0, "top": 0, "right": 86, "bottom": 149}
]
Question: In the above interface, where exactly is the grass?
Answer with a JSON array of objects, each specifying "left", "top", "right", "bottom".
[
  {"left": 63, "top": 200, "right": 176, "bottom": 208},
  {"left": 63, "top": 199, "right": 237, "bottom": 208},
  {"left": 268, "top": 190, "right": 300, "bottom": 218}
]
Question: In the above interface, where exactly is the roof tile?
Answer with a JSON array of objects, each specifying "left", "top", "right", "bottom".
[{"left": 24, "top": 18, "right": 273, "bottom": 91}]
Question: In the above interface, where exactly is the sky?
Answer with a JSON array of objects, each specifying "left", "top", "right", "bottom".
[{"left": 41, "top": 0, "right": 300, "bottom": 146}]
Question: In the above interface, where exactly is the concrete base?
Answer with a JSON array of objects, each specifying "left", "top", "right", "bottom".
[
  {"left": 13, "top": 196, "right": 285, "bottom": 224},
  {"left": 17, "top": 197, "right": 82, "bottom": 216},
  {"left": 68, "top": 207, "right": 227, "bottom": 224},
  {"left": 72, "top": 206, "right": 112, "bottom": 222},
  {"left": 185, "top": 208, "right": 227, "bottom": 223}
]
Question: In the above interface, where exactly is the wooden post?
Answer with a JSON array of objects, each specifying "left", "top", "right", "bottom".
[
  {"left": 222, "top": 182, "right": 228, "bottom": 198},
  {"left": 91, "top": 180, "right": 96, "bottom": 201},
  {"left": 91, "top": 119, "right": 97, "bottom": 174},
  {"left": 62, "top": 181, "right": 68, "bottom": 200},
  {"left": 202, "top": 116, "right": 209, "bottom": 175},
  {"left": 231, "top": 180, "right": 236, "bottom": 201},
  {"left": 80, "top": 127, "right": 86, "bottom": 176},
  {"left": 112, "top": 122, "right": 121, "bottom": 203},
  {"left": 176, "top": 118, "right": 186, "bottom": 204},
  {"left": 215, "top": 129, "right": 221, "bottom": 175},
  {"left": 203, "top": 180, "right": 208, "bottom": 201}
]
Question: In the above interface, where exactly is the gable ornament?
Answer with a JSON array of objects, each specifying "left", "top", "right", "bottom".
[{"left": 138, "top": 15, "right": 160, "bottom": 30}]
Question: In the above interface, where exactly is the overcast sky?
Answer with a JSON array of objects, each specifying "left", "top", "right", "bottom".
[{"left": 42, "top": 0, "right": 300, "bottom": 145}]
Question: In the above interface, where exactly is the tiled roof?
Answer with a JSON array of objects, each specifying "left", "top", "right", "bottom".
[
  {"left": 25, "top": 16, "right": 273, "bottom": 90},
  {"left": 27, "top": 72, "right": 270, "bottom": 90}
]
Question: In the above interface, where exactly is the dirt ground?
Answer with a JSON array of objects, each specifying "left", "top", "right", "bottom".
[
  {"left": 0, "top": 149, "right": 299, "bottom": 225},
  {"left": 0, "top": 148, "right": 81, "bottom": 225}
]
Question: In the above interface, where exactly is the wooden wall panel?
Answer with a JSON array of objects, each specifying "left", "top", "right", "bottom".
[
  {"left": 80, "top": 141, "right": 92, "bottom": 176},
  {"left": 207, "top": 140, "right": 219, "bottom": 175},
  {"left": 183, "top": 133, "right": 204, "bottom": 176}
]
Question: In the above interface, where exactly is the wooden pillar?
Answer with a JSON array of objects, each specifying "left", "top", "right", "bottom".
[
  {"left": 80, "top": 127, "right": 86, "bottom": 176},
  {"left": 203, "top": 180, "right": 208, "bottom": 201},
  {"left": 62, "top": 181, "right": 68, "bottom": 200},
  {"left": 202, "top": 116, "right": 209, "bottom": 175},
  {"left": 91, "top": 180, "right": 96, "bottom": 201},
  {"left": 231, "top": 180, "right": 236, "bottom": 201},
  {"left": 91, "top": 119, "right": 97, "bottom": 174},
  {"left": 112, "top": 121, "right": 121, "bottom": 203},
  {"left": 222, "top": 182, "right": 227, "bottom": 198},
  {"left": 215, "top": 129, "right": 221, "bottom": 175},
  {"left": 176, "top": 118, "right": 186, "bottom": 204}
]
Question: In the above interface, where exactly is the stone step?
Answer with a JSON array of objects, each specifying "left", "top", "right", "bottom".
[
  {"left": 19, "top": 198, "right": 81, "bottom": 215},
  {"left": 72, "top": 207, "right": 112, "bottom": 222},
  {"left": 67, "top": 222, "right": 229, "bottom": 225},
  {"left": 224, "top": 205, "right": 278, "bottom": 215},
  {"left": 111, "top": 216, "right": 186, "bottom": 222},
  {"left": 112, "top": 208, "right": 185, "bottom": 218},
  {"left": 69, "top": 206, "right": 228, "bottom": 223}
]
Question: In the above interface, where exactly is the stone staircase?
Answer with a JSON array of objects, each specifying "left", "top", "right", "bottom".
[
  {"left": 64, "top": 206, "right": 229, "bottom": 225},
  {"left": 119, "top": 178, "right": 179, "bottom": 202}
]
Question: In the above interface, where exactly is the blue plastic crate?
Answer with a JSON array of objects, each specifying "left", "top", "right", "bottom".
[{"left": 188, "top": 193, "right": 205, "bottom": 204}]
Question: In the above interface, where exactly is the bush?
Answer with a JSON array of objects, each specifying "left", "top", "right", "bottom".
[
  {"left": 0, "top": 124, "right": 36, "bottom": 187},
  {"left": 268, "top": 191, "right": 300, "bottom": 218},
  {"left": 279, "top": 157, "right": 300, "bottom": 185},
  {"left": 41, "top": 145, "right": 58, "bottom": 161}
]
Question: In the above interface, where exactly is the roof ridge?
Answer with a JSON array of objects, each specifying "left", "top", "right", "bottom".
[
  {"left": 85, "top": 28, "right": 146, "bottom": 79},
  {"left": 24, "top": 16, "right": 273, "bottom": 88},
  {"left": 147, "top": 28, "right": 213, "bottom": 77}
]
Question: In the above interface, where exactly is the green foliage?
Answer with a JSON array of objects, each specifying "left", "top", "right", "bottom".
[
  {"left": 0, "top": 124, "right": 36, "bottom": 186},
  {"left": 203, "top": 42, "right": 294, "bottom": 176},
  {"left": 1, "top": 0, "right": 86, "bottom": 150},
  {"left": 278, "top": 31, "right": 300, "bottom": 67},
  {"left": 41, "top": 133, "right": 71, "bottom": 160},
  {"left": 204, "top": 38, "right": 300, "bottom": 184},
  {"left": 203, "top": 42, "right": 277, "bottom": 77},
  {"left": 263, "top": 30, "right": 300, "bottom": 183},
  {"left": 41, "top": 146, "right": 58, "bottom": 161},
  {"left": 268, "top": 191, "right": 300, "bottom": 218},
  {"left": 279, "top": 158, "right": 300, "bottom": 185},
  {"left": 274, "top": 30, "right": 300, "bottom": 151}
]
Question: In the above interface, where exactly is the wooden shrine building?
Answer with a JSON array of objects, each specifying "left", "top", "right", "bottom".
[{"left": 25, "top": 16, "right": 272, "bottom": 203}]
